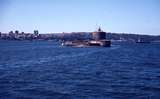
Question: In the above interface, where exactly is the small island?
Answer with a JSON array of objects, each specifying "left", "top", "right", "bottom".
[{"left": 62, "top": 27, "right": 111, "bottom": 47}]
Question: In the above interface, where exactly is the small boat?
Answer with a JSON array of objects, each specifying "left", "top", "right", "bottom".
[{"left": 136, "top": 38, "right": 150, "bottom": 43}]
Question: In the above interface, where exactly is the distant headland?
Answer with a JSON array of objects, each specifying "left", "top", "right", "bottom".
[{"left": 0, "top": 30, "right": 160, "bottom": 43}]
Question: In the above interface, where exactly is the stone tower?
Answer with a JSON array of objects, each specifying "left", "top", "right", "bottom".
[{"left": 92, "top": 27, "right": 106, "bottom": 40}]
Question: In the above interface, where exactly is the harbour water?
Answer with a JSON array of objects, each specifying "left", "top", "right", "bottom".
[{"left": 0, "top": 41, "right": 160, "bottom": 99}]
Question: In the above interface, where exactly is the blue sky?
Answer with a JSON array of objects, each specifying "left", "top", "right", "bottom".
[{"left": 0, "top": 0, "right": 160, "bottom": 35}]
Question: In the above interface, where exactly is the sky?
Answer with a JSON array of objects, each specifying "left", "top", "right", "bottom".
[{"left": 0, "top": 0, "right": 160, "bottom": 35}]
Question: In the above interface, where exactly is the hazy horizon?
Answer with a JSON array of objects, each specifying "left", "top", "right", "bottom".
[{"left": 0, "top": 0, "right": 160, "bottom": 35}]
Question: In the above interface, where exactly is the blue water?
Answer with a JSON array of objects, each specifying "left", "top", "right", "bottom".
[{"left": 0, "top": 41, "right": 160, "bottom": 99}]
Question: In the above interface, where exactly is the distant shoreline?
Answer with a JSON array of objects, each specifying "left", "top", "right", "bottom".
[{"left": 0, "top": 32, "right": 160, "bottom": 42}]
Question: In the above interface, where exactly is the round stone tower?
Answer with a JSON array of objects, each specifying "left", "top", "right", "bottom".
[{"left": 92, "top": 27, "right": 106, "bottom": 40}]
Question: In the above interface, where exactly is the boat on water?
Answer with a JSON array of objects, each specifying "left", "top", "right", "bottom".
[
  {"left": 136, "top": 38, "right": 150, "bottom": 43},
  {"left": 61, "top": 27, "right": 111, "bottom": 47}
]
